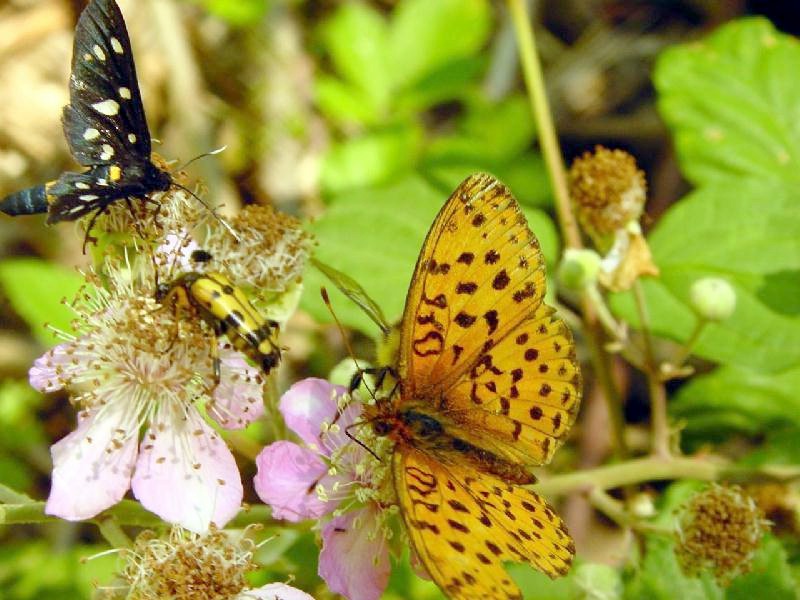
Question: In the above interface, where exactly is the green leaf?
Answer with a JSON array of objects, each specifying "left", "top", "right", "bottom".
[
  {"left": 0, "top": 258, "right": 83, "bottom": 346},
  {"left": 610, "top": 179, "right": 800, "bottom": 372},
  {"left": 193, "top": 0, "right": 270, "bottom": 25},
  {"left": 397, "top": 56, "right": 487, "bottom": 111},
  {"left": 671, "top": 365, "right": 800, "bottom": 436},
  {"left": 726, "top": 537, "right": 798, "bottom": 600},
  {"left": 318, "top": 3, "right": 392, "bottom": 118},
  {"left": 321, "top": 124, "right": 423, "bottom": 194},
  {"left": 387, "top": 0, "right": 492, "bottom": 90},
  {"left": 625, "top": 536, "right": 723, "bottom": 600},
  {"left": 655, "top": 17, "right": 800, "bottom": 187},
  {"left": 302, "top": 175, "right": 443, "bottom": 335},
  {"left": 315, "top": 76, "right": 382, "bottom": 126},
  {"left": 425, "top": 94, "right": 536, "bottom": 164}
]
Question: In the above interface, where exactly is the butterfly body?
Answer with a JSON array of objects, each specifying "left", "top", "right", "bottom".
[
  {"left": 370, "top": 174, "right": 581, "bottom": 600},
  {"left": 0, "top": 0, "right": 171, "bottom": 226},
  {"left": 372, "top": 407, "right": 537, "bottom": 486}
]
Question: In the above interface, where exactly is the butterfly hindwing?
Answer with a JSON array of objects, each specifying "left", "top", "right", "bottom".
[
  {"left": 394, "top": 449, "right": 573, "bottom": 600},
  {"left": 66, "top": 0, "right": 151, "bottom": 166}
]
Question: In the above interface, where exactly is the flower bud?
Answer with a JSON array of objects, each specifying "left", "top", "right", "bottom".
[
  {"left": 689, "top": 277, "right": 736, "bottom": 322},
  {"left": 558, "top": 248, "right": 601, "bottom": 291}
]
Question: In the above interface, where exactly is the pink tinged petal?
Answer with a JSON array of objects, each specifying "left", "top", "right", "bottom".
[
  {"left": 279, "top": 378, "right": 342, "bottom": 451},
  {"left": 131, "top": 412, "right": 242, "bottom": 533},
  {"left": 209, "top": 349, "right": 265, "bottom": 430},
  {"left": 254, "top": 441, "right": 341, "bottom": 521},
  {"left": 45, "top": 406, "right": 138, "bottom": 521},
  {"left": 29, "top": 342, "right": 78, "bottom": 392},
  {"left": 319, "top": 507, "right": 390, "bottom": 600},
  {"left": 237, "top": 583, "right": 315, "bottom": 600}
]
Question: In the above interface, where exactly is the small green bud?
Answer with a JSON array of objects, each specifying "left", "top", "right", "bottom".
[
  {"left": 689, "top": 277, "right": 736, "bottom": 321},
  {"left": 557, "top": 248, "right": 601, "bottom": 291}
]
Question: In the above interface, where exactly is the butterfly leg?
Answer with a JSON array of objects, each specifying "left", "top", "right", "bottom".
[{"left": 349, "top": 365, "right": 398, "bottom": 395}]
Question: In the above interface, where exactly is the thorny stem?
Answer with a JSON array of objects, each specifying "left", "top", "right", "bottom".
[
  {"left": 508, "top": 0, "right": 628, "bottom": 459},
  {"left": 633, "top": 280, "right": 671, "bottom": 458},
  {"left": 533, "top": 455, "right": 800, "bottom": 498},
  {"left": 507, "top": 0, "right": 581, "bottom": 249}
]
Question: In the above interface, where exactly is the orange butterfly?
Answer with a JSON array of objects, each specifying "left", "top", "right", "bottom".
[{"left": 366, "top": 173, "right": 582, "bottom": 599}]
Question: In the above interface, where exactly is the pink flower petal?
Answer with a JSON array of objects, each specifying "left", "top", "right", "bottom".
[
  {"left": 45, "top": 406, "right": 138, "bottom": 521},
  {"left": 208, "top": 349, "right": 265, "bottom": 430},
  {"left": 29, "top": 342, "right": 78, "bottom": 393},
  {"left": 279, "top": 378, "right": 344, "bottom": 452},
  {"left": 131, "top": 411, "right": 242, "bottom": 533},
  {"left": 319, "top": 507, "right": 390, "bottom": 600},
  {"left": 254, "top": 441, "right": 339, "bottom": 521},
  {"left": 237, "top": 583, "right": 315, "bottom": 599}
]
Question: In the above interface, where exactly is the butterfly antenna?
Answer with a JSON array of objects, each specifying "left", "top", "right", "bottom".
[
  {"left": 177, "top": 145, "right": 228, "bottom": 171},
  {"left": 345, "top": 427, "right": 381, "bottom": 461},
  {"left": 320, "top": 287, "right": 379, "bottom": 403},
  {"left": 169, "top": 180, "right": 241, "bottom": 243}
]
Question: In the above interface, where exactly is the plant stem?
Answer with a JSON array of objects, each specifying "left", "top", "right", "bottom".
[
  {"left": 633, "top": 280, "right": 670, "bottom": 457},
  {"left": 96, "top": 516, "right": 131, "bottom": 548},
  {"left": 589, "top": 488, "right": 672, "bottom": 535},
  {"left": 507, "top": 0, "right": 581, "bottom": 249},
  {"left": 533, "top": 454, "right": 800, "bottom": 498},
  {"left": 670, "top": 317, "right": 708, "bottom": 370},
  {"left": 508, "top": 0, "right": 628, "bottom": 459}
]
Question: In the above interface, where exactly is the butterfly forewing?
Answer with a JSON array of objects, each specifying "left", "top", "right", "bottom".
[
  {"left": 398, "top": 174, "right": 547, "bottom": 397},
  {"left": 66, "top": 0, "right": 151, "bottom": 165}
]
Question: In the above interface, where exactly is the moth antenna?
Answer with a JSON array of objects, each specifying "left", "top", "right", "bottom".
[
  {"left": 320, "top": 286, "right": 379, "bottom": 403},
  {"left": 177, "top": 145, "right": 227, "bottom": 171},
  {"left": 169, "top": 180, "right": 241, "bottom": 243}
]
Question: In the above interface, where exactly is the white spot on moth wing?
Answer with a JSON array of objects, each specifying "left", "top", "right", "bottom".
[
  {"left": 75, "top": 182, "right": 90, "bottom": 190},
  {"left": 97, "top": 179, "right": 108, "bottom": 186},
  {"left": 83, "top": 128, "right": 100, "bottom": 141},
  {"left": 100, "top": 144, "right": 115, "bottom": 161},
  {"left": 119, "top": 87, "right": 131, "bottom": 100},
  {"left": 128, "top": 133, "right": 137, "bottom": 143},
  {"left": 91, "top": 99, "right": 120, "bottom": 116},
  {"left": 110, "top": 37, "right": 124, "bottom": 54},
  {"left": 93, "top": 44, "right": 106, "bottom": 61},
  {"left": 68, "top": 205, "right": 85, "bottom": 214},
  {"left": 79, "top": 195, "right": 99, "bottom": 201}
]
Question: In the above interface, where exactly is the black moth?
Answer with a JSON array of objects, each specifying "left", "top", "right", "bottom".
[{"left": 0, "top": 0, "right": 171, "bottom": 238}]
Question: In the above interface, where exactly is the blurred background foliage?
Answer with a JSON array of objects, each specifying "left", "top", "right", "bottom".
[{"left": 1, "top": 0, "right": 800, "bottom": 598}]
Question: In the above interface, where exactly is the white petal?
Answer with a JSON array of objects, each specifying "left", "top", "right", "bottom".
[
  {"left": 45, "top": 405, "right": 138, "bottom": 520},
  {"left": 237, "top": 583, "right": 315, "bottom": 599},
  {"left": 131, "top": 410, "right": 242, "bottom": 533}
]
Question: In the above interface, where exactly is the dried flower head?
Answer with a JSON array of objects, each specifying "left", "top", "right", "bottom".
[
  {"left": 121, "top": 526, "right": 260, "bottom": 600},
  {"left": 206, "top": 204, "right": 314, "bottom": 293},
  {"left": 675, "top": 484, "right": 769, "bottom": 585},
  {"left": 570, "top": 146, "right": 647, "bottom": 246}
]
